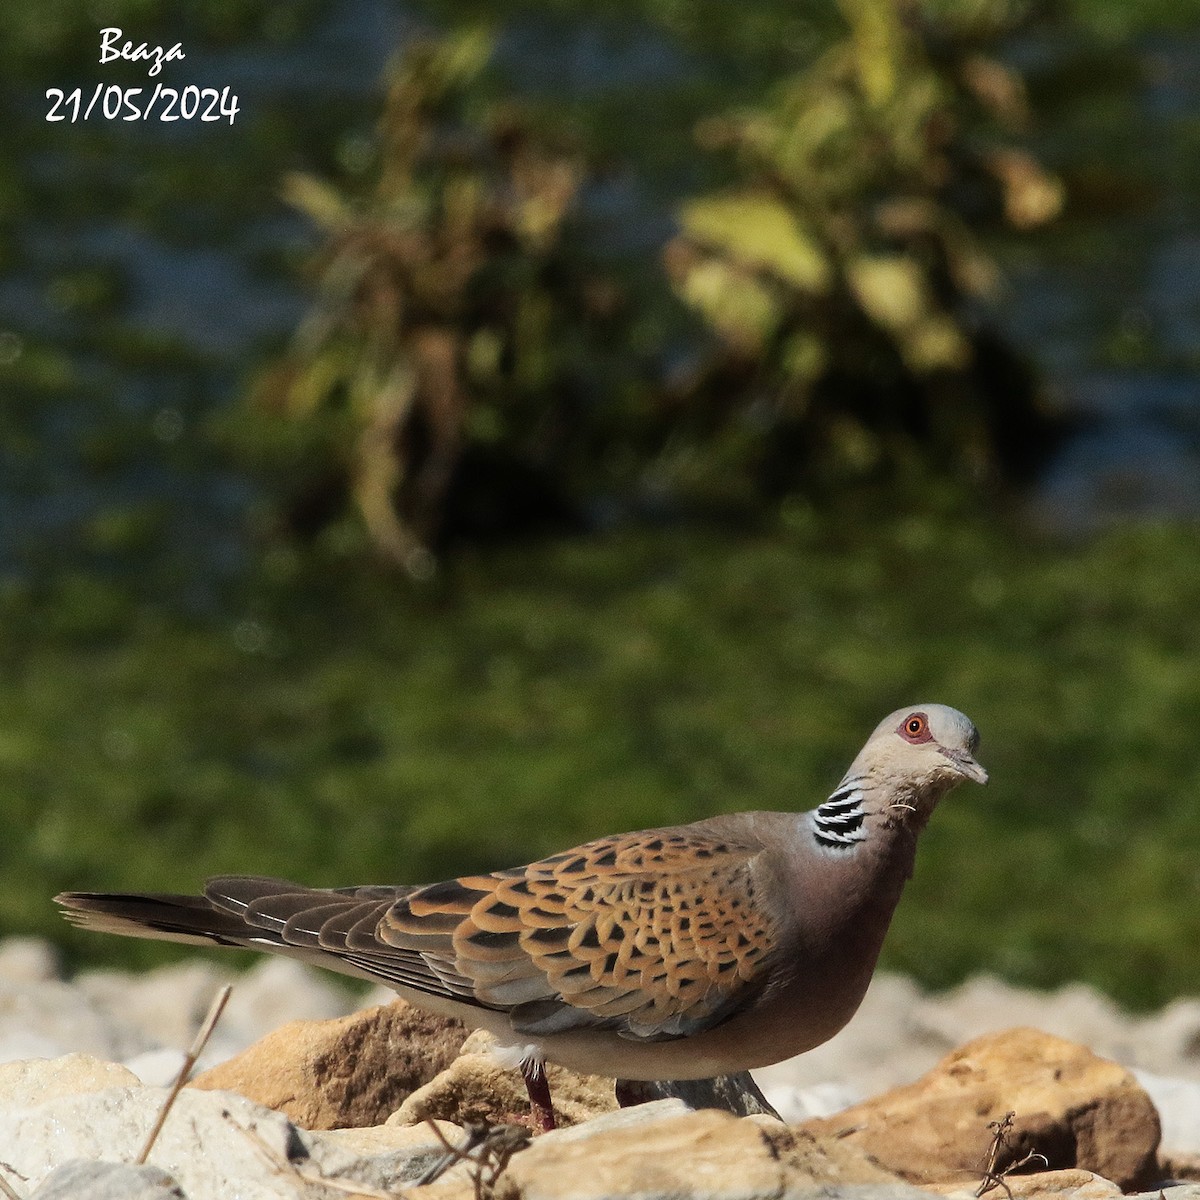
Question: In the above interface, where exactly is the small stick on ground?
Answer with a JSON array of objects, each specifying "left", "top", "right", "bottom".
[
  {"left": 0, "top": 1163, "right": 25, "bottom": 1200},
  {"left": 136, "top": 984, "right": 232, "bottom": 1166},
  {"left": 418, "top": 1118, "right": 531, "bottom": 1200},
  {"left": 975, "top": 1111, "right": 1049, "bottom": 1199}
]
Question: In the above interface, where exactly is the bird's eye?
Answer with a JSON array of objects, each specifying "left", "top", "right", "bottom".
[{"left": 900, "top": 713, "right": 930, "bottom": 742}]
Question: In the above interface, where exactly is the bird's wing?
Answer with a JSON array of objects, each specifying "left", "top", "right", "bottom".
[
  {"left": 387, "top": 827, "right": 781, "bottom": 1040},
  {"left": 62, "top": 830, "right": 782, "bottom": 1043}
]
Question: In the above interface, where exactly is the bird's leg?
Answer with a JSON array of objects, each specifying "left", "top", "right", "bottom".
[{"left": 520, "top": 1057, "right": 556, "bottom": 1132}]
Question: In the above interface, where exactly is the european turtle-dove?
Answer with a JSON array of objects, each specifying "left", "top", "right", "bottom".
[{"left": 57, "top": 703, "right": 985, "bottom": 1128}]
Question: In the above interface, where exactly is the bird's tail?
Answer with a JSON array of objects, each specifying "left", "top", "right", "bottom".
[{"left": 55, "top": 889, "right": 282, "bottom": 950}]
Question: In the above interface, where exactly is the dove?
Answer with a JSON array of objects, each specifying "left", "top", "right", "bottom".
[{"left": 57, "top": 703, "right": 985, "bottom": 1130}]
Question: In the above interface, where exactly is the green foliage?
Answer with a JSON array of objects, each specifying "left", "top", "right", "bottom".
[
  {"left": 8, "top": 515, "right": 1200, "bottom": 1009},
  {"left": 664, "top": 0, "right": 1065, "bottom": 495},
  {"left": 239, "top": 4, "right": 1076, "bottom": 572},
  {"left": 241, "top": 29, "right": 645, "bottom": 574}
]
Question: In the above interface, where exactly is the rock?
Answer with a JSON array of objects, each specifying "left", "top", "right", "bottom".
[
  {"left": 1130, "top": 1188, "right": 1200, "bottom": 1200},
  {"left": 932, "top": 1168, "right": 1124, "bottom": 1200},
  {"left": 761, "top": 1079, "right": 863, "bottom": 1121},
  {"left": 305, "top": 1119, "right": 471, "bottom": 1190},
  {"left": 392, "top": 1029, "right": 616, "bottom": 1130},
  {"left": 917, "top": 977, "right": 1138, "bottom": 1067},
  {"left": 615, "top": 1071, "right": 780, "bottom": 1118},
  {"left": 801, "top": 1028, "right": 1161, "bottom": 1191},
  {"left": 220, "top": 957, "right": 359, "bottom": 1042},
  {"left": 1134, "top": 1070, "right": 1200, "bottom": 1156},
  {"left": 533, "top": 1097, "right": 690, "bottom": 1141},
  {"left": 77, "top": 960, "right": 235, "bottom": 1053},
  {"left": 191, "top": 999, "right": 468, "bottom": 1129},
  {"left": 0, "top": 1053, "right": 142, "bottom": 1106},
  {"left": 1160, "top": 1151, "right": 1200, "bottom": 1183},
  {"left": 0, "top": 1084, "right": 306, "bottom": 1200},
  {"left": 490, "top": 1107, "right": 908, "bottom": 1200},
  {"left": 0, "top": 937, "right": 62, "bottom": 984},
  {"left": 755, "top": 973, "right": 1200, "bottom": 1117},
  {"left": 991, "top": 1169, "right": 1122, "bottom": 1199},
  {"left": 0, "top": 978, "right": 153, "bottom": 1065},
  {"left": 78, "top": 957, "right": 357, "bottom": 1063},
  {"left": 30, "top": 1160, "right": 185, "bottom": 1200},
  {"left": 123, "top": 1048, "right": 198, "bottom": 1088},
  {"left": 1131, "top": 998, "right": 1200, "bottom": 1079}
]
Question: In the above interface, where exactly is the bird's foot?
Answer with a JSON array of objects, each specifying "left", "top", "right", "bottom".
[{"left": 520, "top": 1057, "right": 556, "bottom": 1132}]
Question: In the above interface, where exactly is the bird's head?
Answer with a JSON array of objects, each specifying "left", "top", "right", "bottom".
[{"left": 851, "top": 703, "right": 987, "bottom": 817}]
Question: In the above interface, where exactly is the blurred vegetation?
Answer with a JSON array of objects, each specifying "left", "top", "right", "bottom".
[
  {"left": 664, "top": 0, "right": 1065, "bottom": 498},
  {"left": 3, "top": 0, "right": 1200, "bottom": 1012},
  {"left": 243, "top": 29, "right": 645, "bottom": 573},
  {"left": 239, "top": 2, "right": 1066, "bottom": 568}
]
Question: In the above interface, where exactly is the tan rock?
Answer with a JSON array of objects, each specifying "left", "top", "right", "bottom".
[
  {"left": 391, "top": 1030, "right": 616, "bottom": 1130},
  {"left": 309, "top": 1119, "right": 463, "bottom": 1157},
  {"left": 801, "top": 1028, "right": 1161, "bottom": 1191},
  {"left": 1161, "top": 1151, "right": 1200, "bottom": 1181},
  {"left": 993, "top": 1169, "right": 1122, "bottom": 1199},
  {"left": 191, "top": 999, "right": 467, "bottom": 1129},
  {"left": 304, "top": 1118, "right": 473, "bottom": 1194},
  {"left": 486, "top": 1107, "right": 908, "bottom": 1200},
  {"left": 0, "top": 1053, "right": 141, "bottom": 1106},
  {"left": 933, "top": 1168, "right": 1123, "bottom": 1200}
]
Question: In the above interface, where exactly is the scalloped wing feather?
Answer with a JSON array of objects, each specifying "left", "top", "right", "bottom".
[{"left": 380, "top": 828, "right": 779, "bottom": 1040}]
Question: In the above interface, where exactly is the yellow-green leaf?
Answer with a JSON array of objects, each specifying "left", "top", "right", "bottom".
[{"left": 678, "top": 192, "right": 831, "bottom": 292}]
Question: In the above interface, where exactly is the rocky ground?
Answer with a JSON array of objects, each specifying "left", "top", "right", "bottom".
[{"left": 2, "top": 936, "right": 1200, "bottom": 1199}]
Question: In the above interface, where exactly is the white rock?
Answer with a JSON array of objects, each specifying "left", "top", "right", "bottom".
[
  {"left": 0, "top": 1053, "right": 141, "bottom": 1106},
  {"left": 0, "top": 937, "right": 62, "bottom": 983},
  {"left": 305, "top": 1121, "right": 471, "bottom": 1190},
  {"left": 533, "top": 1098, "right": 691, "bottom": 1144},
  {"left": 77, "top": 961, "right": 234, "bottom": 1051},
  {"left": 1132, "top": 999, "right": 1200, "bottom": 1080},
  {"left": 0, "top": 1084, "right": 305, "bottom": 1200},
  {"left": 122, "top": 1048, "right": 193, "bottom": 1088},
  {"left": 0, "top": 979, "right": 152, "bottom": 1065},
  {"left": 761, "top": 1080, "right": 862, "bottom": 1123},
  {"left": 220, "top": 957, "right": 356, "bottom": 1045},
  {"left": 1134, "top": 1069, "right": 1200, "bottom": 1155},
  {"left": 915, "top": 975, "right": 1139, "bottom": 1064},
  {"left": 77, "top": 957, "right": 356, "bottom": 1066},
  {"left": 30, "top": 1160, "right": 185, "bottom": 1200},
  {"left": 0, "top": 1057, "right": 454, "bottom": 1200}
]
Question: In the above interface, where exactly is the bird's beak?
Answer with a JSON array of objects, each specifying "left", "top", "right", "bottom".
[{"left": 941, "top": 747, "right": 988, "bottom": 785}]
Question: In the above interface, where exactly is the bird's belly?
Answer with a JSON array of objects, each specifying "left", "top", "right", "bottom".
[{"left": 515, "top": 992, "right": 858, "bottom": 1081}]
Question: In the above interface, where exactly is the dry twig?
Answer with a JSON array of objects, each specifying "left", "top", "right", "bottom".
[
  {"left": 136, "top": 984, "right": 232, "bottom": 1165},
  {"left": 417, "top": 1118, "right": 530, "bottom": 1199},
  {"left": 0, "top": 1163, "right": 25, "bottom": 1200},
  {"left": 975, "top": 1111, "right": 1048, "bottom": 1199}
]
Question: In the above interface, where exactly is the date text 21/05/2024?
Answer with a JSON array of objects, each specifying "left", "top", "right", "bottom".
[{"left": 46, "top": 28, "right": 239, "bottom": 124}]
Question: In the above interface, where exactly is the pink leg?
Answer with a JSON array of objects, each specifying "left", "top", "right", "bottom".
[{"left": 521, "top": 1059, "right": 556, "bottom": 1132}]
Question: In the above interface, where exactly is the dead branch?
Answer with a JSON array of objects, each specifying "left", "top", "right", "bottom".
[{"left": 136, "top": 984, "right": 232, "bottom": 1166}]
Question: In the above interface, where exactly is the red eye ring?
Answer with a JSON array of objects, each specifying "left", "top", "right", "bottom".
[{"left": 900, "top": 712, "right": 931, "bottom": 743}]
